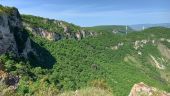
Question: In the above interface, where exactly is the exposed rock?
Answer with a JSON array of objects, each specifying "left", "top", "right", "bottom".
[
  {"left": 159, "top": 38, "right": 170, "bottom": 43},
  {"left": 138, "top": 51, "right": 142, "bottom": 55},
  {"left": 152, "top": 40, "right": 155, "bottom": 44},
  {"left": 23, "top": 23, "right": 63, "bottom": 41},
  {"left": 24, "top": 22, "right": 95, "bottom": 41},
  {"left": 59, "top": 22, "right": 68, "bottom": 33},
  {"left": 23, "top": 15, "right": 97, "bottom": 41},
  {"left": 0, "top": 70, "right": 19, "bottom": 90},
  {"left": 134, "top": 40, "right": 140, "bottom": 50},
  {"left": 0, "top": 70, "right": 6, "bottom": 81},
  {"left": 129, "top": 82, "right": 170, "bottom": 96},
  {"left": 133, "top": 40, "right": 151, "bottom": 50},
  {"left": 133, "top": 38, "right": 170, "bottom": 51},
  {"left": 75, "top": 32, "right": 81, "bottom": 40},
  {"left": 167, "top": 39, "right": 170, "bottom": 43},
  {"left": 0, "top": 10, "right": 18, "bottom": 55},
  {"left": 111, "top": 46, "right": 118, "bottom": 50},
  {"left": 111, "top": 42, "right": 124, "bottom": 50},
  {"left": 0, "top": 6, "right": 33, "bottom": 57},
  {"left": 21, "top": 38, "right": 36, "bottom": 58},
  {"left": 150, "top": 55, "right": 165, "bottom": 70},
  {"left": 118, "top": 42, "right": 124, "bottom": 46},
  {"left": 81, "top": 30, "right": 86, "bottom": 38},
  {"left": 160, "top": 38, "right": 166, "bottom": 41}
]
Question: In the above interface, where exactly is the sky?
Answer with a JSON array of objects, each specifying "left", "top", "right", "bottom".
[{"left": 0, "top": 0, "right": 170, "bottom": 26}]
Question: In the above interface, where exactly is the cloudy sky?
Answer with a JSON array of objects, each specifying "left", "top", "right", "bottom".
[{"left": 0, "top": 0, "right": 170, "bottom": 26}]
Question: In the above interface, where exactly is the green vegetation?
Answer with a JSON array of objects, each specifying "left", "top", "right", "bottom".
[
  {"left": 0, "top": 6, "right": 170, "bottom": 95},
  {"left": 0, "top": 5, "right": 17, "bottom": 14},
  {"left": 1, "top": 26, "right": 170, "bottom": 95}
]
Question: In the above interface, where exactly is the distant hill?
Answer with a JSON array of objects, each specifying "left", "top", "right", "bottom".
[
  {"left": 85, "top": 23, "right": 170, "bottom": 32},
  {"left": 130, "top": 23, "right": 170, "bottom": 31},
  {"left": 85, "top": 25, "right": 134, "bottom": 34}
]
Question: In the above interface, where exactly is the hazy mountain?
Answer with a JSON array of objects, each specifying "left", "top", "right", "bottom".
[{"left": 130, "top": 23, "right": 170, "bottom": 30}]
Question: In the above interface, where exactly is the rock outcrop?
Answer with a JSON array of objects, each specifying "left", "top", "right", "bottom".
[
  {"left": 0, "top": 7, "right": 19, "bottom": 55},
  {"left": 23, "top": 23, "right": 63, "bottom": 41},
  {"left": 0, "top": 61, "right": 19, "bottom": 92},
  {"left": 0, "top": 5, "right": 34, "bottom": 57},
  {"left": 0, "top": 70, "right": 19, "bottom": 91},
  {"left": 150, "top": 55, "right": 165, "bottom": 70},
  {"left": 22, "top": 15, "right": 97, "bottom": 41},
  {"left": 129, "top": 82, "right": 170, "bottom": 96}
]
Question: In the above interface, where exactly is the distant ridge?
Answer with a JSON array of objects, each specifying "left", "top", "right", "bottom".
[
  {"left": 130, "top": 23, "right": 170, "bottom": 30},
  {"left": 85, "top": 25, "right": 134, "bottom": 34}
]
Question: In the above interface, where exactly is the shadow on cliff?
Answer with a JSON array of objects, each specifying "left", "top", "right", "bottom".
[{"left": 27, "top": 39, "right": 56, "bottom": 69}]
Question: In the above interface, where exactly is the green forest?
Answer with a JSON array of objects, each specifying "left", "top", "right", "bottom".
[{"left": 0, "top": 5, "right": 170, "bottom": 96}]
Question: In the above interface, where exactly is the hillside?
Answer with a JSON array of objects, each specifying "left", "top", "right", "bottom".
[
  {"left": 0, "top": 5, "right": 170, "bottom": 96},
  {"left": 28, "top": 27, "right": 170, "bottom": 96}
]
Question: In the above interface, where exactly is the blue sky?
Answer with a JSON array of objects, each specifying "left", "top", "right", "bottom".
[{"left": 0, "top": 0, "right": 170, "bottom": 26}]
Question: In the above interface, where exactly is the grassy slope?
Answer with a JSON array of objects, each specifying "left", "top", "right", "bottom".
[{"left": 58, "top": 87, "right": 113, "bottom": 96}]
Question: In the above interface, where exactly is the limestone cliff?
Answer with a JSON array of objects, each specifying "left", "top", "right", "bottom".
[
  {"left": 0, "top": 7, "right": 19, "bottom": 55},
  {"left": 0, "top": 5, "right": 33, "bottom": 57},
  {"left": 22, "top": 15, "right": 97, "bottom": 41}
]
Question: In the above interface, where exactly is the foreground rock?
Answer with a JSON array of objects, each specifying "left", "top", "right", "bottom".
[
  {"left": 0, "top": 70, "right": 19, "bottom": 89},
  {"left": 129, "top": 82, "right": 170, "bottom": 96}
]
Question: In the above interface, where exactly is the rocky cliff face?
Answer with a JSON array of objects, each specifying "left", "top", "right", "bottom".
[
  {"left": 0, "top": 8, "right": 18, "bottom": 55},
  {"left": 22, "top": 15, "right": 97, "bottom": 41},
  {"left": 23, "top": 23, "right": 63, "bottom": 41},
  {"left": 0, "top": 6, "right": 33, "bottom": 57}
]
